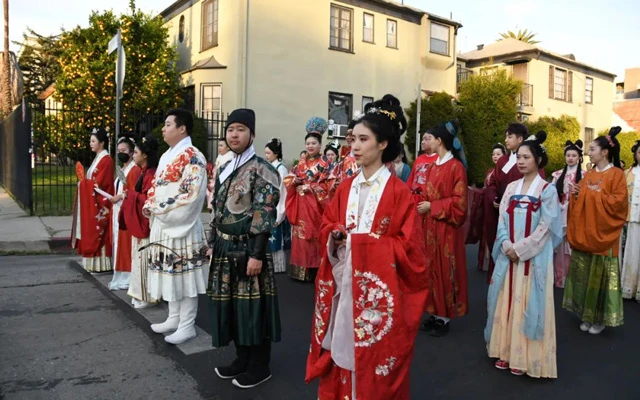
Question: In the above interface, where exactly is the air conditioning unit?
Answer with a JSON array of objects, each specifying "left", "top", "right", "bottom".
[{"left": 328, "top": 123, "right": 348, "bottom": 138}]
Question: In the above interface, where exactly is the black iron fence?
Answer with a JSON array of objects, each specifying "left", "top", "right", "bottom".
[
  {"left": 30, "top": 102, "right": 226, "bottom": 215},
  {"left": 456, "top": 67, "right": 473, "bottom": 93},
  {"left": 0, "top": 103, "right": 32, "bottom": 213}
]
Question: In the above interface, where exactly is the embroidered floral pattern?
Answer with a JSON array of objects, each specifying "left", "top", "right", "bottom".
[
  {"left": 375, "top": 216, "right": 391, "bottom": 236},
  {"left": 314, "top": 279, "right": 333, "bottom": 343},
  {"left": 354, "top": 270, "right": 394, "bottom": 347},
  {"left": 375, "top": 356, "right": 398, "bottom": 376}
]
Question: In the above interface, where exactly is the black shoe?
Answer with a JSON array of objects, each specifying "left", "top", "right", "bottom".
[
  {"left": 428, "top": 319, "right": 450, "bottom": 337},
  {"left": 215, "top": 365, "right": 245, "bottom": 380},
  {"left": 419, "top": 316, "right": 437, "bottom": 332},
  {"left": 232, "top": 370, "right": 272, "bottom": 389}
]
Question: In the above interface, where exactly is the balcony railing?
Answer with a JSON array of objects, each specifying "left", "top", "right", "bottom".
[
  {"left": 456, "top": 67, "right": 473, "bottom": 92},
  {"left": 519, "top": 83, "right": 533, "bottom": 108}
]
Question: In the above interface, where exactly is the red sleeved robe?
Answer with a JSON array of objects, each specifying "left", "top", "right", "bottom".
[
  {"left": 114, "top": 165, "right": 142, "bottom": 272},
  {"left": 484, "top": 154, "right": 545, "bottom": 282},
  {"left": 306, "top": 174, "right": 428, "bottom": 400},
  {"left": 422, "top": 157, "right": 469, "bottom": 318},
  {"left": 120, "top": 167, "right": 156, "bottom": 239},
  {"left": 284, "top": 154, "right": 333, "bottom": 270},
  {"left": 72, "top": 154, "right": 115, "bottom": 258}
]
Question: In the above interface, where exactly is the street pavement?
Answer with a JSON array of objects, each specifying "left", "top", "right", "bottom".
[{"left": 1, "top": 247, "right": 639, "bottom": 400}]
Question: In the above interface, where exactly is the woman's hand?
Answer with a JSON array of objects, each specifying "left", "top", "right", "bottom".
[
  {"left": 247, "top": 258, "right": 263, "bottom": 276},
  {"left": 569, "top": 182, "right": 580, "bottom": 196},
  {"left": 505, "top": 248, "right": 519, "bottom": 263},
  {"left": 110, "top": 194, "right": 124, "bottom": 203},
  {"left": 417, "top": 201, "right": 431, "bottom": 215}
]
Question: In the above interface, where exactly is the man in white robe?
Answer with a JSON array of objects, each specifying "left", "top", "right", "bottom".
[{"left": 143, "top": 108, "right": 208, "bottom": 345}]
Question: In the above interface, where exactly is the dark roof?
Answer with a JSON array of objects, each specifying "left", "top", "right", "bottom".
[{"left": 181, "top": 55, "right": 227, "bottom": 74}]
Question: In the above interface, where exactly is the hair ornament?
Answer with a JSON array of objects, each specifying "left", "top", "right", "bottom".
[
  {"left": 366, "top": 107, "right": 397, "bottom": 121},
  {"left": 606, "top": 135, "right": 616, "bottom": 148}
]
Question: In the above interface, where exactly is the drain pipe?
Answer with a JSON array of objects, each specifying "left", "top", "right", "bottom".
[
  {"left": 243, "top": 0, "right": 250, "bottom": 107},
  {"left": 447, "top": 24, "right": 458, "bottom": 70}
]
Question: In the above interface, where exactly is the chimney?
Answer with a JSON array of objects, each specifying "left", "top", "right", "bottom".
[{"left": 477, "top": 44, "right": 484, "bottom": 50}]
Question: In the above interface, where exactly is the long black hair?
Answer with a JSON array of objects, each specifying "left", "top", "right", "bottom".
[
  {"left": 592, "top": 126, "right": 622, "bottom": 169},
  {"left": 555, "top": 140, "right": 584, "bottom": 201},
  {"left": 518, "top": 130, "right": 548, "bottom": 168},
  {"left": 631, "top": 140, "right": 640, "bottom": 167},
  {"left": 134, "top": 134, "right": 160, "bottom": 193},
  {"left": 430, "top": 120, "right": 467, "bottom": 168},
  {"left": 356, "top": 94, "right": 407, "bottom": 163}
]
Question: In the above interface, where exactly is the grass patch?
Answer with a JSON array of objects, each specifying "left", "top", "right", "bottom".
[{"left": 32, "top": 165, "right": 77, "bottom": 216}]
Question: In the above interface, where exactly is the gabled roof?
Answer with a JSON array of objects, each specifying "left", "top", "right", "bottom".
[
  {"left": 614, "top": 100, "right": 640, "bottom": 132},
  {"left": 37, "top": 83, "right": 56, "bottom": 100},
  {"left": 459, "top": 38, "right": 615, "bottom": 80}
]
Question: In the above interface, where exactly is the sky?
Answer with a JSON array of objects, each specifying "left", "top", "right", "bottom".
[{"left": 6, "top": 0, "right": 640, "bottom": 81}]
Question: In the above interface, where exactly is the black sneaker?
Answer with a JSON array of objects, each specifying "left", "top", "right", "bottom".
[
  {"left": 215, "top": 364, "right": 246, "bottom": 380},
  {"left": 428, "top": 319, "right": 450, "bottom": 337},
  {"left": 232, "top": 370, "right": 272, "bottom": 389},
  {"left": 419, "top": 316, "right": 437, "bottom": 332}
]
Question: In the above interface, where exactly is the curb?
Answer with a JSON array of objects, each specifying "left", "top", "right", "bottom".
[
  {"left": 0, "top": 240, "right": 50, "bottom": 254},
  {"left": 49, "top": 237, "right": 73, "bottom": 254}
]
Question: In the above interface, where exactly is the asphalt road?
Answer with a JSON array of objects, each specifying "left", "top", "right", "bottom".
[{"left": 1, "top": 246, "right": 639, "bottom": 399}]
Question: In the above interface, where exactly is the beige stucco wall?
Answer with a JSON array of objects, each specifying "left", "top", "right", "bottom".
[
  {"left": 163, "top": 0, "right": 459, "bottom": 163},
  {"left": 467, "top": 59, "right": 613, "bottom": 140}
]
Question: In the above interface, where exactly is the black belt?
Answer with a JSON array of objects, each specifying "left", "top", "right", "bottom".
[{"left": 217, "top": 230, "right": 249, "bottom": 242}]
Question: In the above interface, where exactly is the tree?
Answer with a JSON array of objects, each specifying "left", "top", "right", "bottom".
[
  {"left": 2, "top": 0, "right": 11, "bottom": 117},
  {"left": 49, "top": 1, "right": 181, "bottom": 161},
  {"left": 498, "top": 29, "right": 540, "bottom": 44},
  {"left": 597, "top": 128, "right": 640, "bottom": 168},
  {"left": 458, "top": 68, "right": 522, "bottom": 184},
  {"left": 403, "top": 91, "right": 458, "bottom": 160},
  {"left": 524, "top": 115, "right": 581, "bottom": 175},
  {"left": 16, "top": 29, "right": 62, "bottom": 102}
]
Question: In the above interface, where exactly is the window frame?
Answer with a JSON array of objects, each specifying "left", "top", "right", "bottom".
[
  {"left": 329, "top": 4, "right": 354, "bottom": 53},
  {"left": 363, "top": 12, "right": 375, "bottom": 44},
  {"left": 328, "top": 91, "right": 353, "bottom": 126},
  {"left": 361, "top": 96, "right": 374, "bottom": 112},
  {"left": 200, "top": 83, "right": 223, "bottom": 114},
  {"left": 201, "top": 0, "right": 219, "bottom": 51},
  {"left": 179, "top": 15, "right": 185, "bottom": 43},
  {"left": 386, "top": 18, "right": 398, "bottom": 49},
  {"left": 584, "top": 127, "right": 594, "bottom": 144},
  {"left": 429, "top": 21, "right": 450, "bottom": 56},
  {"left": 554, "top": 67, "right": 567, "bottom": 101},
  {"left": 585, "top": 77, "right": 594, "bottom": 104}
]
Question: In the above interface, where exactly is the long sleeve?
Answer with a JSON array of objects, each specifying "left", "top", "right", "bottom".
[
  {"left": 275, "top": 164, "right": 288, "bottom": 225},
  {"left": 429, "top": 161, "right": 468, "bottom": 227},
  {"left": 492, "top": 184, "right": 514, "bottom": 261},
  {"left": 513, "top": 185, "right": 561, "bottom": 261},
  {"left": 146, "top": 154, "right": 205, "bottom": 217},
  {"left": 94, "top": 156, "right": 115, "bottom": 210},
  {"left": 249, "top": 162, "right": 280, "bottom": 236}
]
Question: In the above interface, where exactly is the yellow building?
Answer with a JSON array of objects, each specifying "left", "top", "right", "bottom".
[
  {"left": 161, "top": 0, "right": 462, "bottom": 161},
  {"left": 457, "top": 38, "right": 616, "bottom": 143}
]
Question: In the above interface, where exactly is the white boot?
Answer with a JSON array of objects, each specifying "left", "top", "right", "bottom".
[
  {"left": 165, "top": 296, "right": 198, "bottom": 345},
  {"left": 151, "top": 301, "right": 180, "bottom": 334}
]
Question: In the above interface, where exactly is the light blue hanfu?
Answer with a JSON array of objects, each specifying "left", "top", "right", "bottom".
[{"left": 485, "top": 176, "right": 562, "bottom": 343}]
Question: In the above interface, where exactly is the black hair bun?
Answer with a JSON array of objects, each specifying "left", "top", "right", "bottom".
[
  {"left": 564, "top": 140, "right": 572, "bottom": 147},
  {"left": 535, "top": 130, "right": 547, "bottom": 144},
  {"left": 608, "top": 126, "right": 622, "bottom": 138},
  {"left": 380, "top": 94, "right": 401, "bottom": 108},
  {"left": 575, "top": 139, "right": 583, "bottom": 148}
]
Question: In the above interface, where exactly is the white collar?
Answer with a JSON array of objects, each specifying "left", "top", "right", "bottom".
[
  {"left": 515, "top": 174, "right": 543, "bottom": 196},
  {"left": 436, "top": 151, "right": 454, "bottom": 166},
  {"left": 88, "top": 150, "right": 109, "bottom": 178},
  {"left": 215, "top": 151, "right": 235, "bottom": 167},
  {"left": 501, "top": 151, "right": 517, "bottom": 173},
  {"left": 218, "top": 144, "right": 256, "bottom": 183},
  {"left": 595, "top": 163, "right": 613, "bottom": 172},
  {"left": 355, "top": 164, "right": 388, "bottom": 186},
  {"left": 567, "top": 164, "right": 578, "bottom": 172}
]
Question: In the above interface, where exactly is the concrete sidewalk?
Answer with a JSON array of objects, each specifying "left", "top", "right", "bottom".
[{"left": 0, "top": 187, "right": 211, "bottom": 254}]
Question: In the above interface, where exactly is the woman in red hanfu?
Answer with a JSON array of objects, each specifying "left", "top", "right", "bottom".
[
  {"left": 72, "top": 128, "right": 115, "bottom": 273},
  {"left": 120, "top": 134, "right": 160, "bottom": 309},
  {"left": 108, "top": 136, "right": 141, "bottom": 290},
  {"left": 475, "top": 144, "right": 507, "bottom": 270},
  {"left": 418, "top": 121, "right": 469, "bottom": 337},
  {"left": 306, "top": 95, "right": 428, "bottom": 400},
  {"left": 284, "top": 117, "right": 334, "bottom": 282}
]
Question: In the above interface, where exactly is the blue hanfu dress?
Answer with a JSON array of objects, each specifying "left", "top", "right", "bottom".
[{"left": 485, "top": 176, "right": 562, "bottom": 378}]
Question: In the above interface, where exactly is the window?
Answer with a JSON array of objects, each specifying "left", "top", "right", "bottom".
[
  {"left": 585, "top": 77, "right": 594, "bottom": 104},
  {"left": 430, "top": 22, "right": 449, "bottom": 56},
  {"left": 328, "top": 92, "right": 353, "bottom": 126},
  {"left": 179, "top": 16, "right": 185, "bottom": 43},
  {"left": 201, "top": 83, "right": 222, "bottom": 140},
  {"left": 549, "top": 66, "right": 573, "bottom": 102},
  {"left": 362, "top": 96, "right": 374, "bottom": 112},
  {"left": 330, "top": 5, "right": 353, "bottom": 52},
  {"left": 201, "top": 0, "right": 219, "bottom": 51},
  {"left": 585, "top": 127, "right": 594, "bottom": 143},
  {"left": 386, "top": 19, "right": 397, "bottom": 48},
  {"left": 363, "top": 13, "right": 374, "bottom": 43}
]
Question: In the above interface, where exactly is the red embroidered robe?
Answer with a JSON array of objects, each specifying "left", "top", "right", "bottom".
[
  {"left": 484, "top": 154, "right": 545, "bottom": 282},
  {"left": 306, "top": 175, "right": 428, "bottom": 400},
  {"left": 114, "top": 165, "right": 142, "bottom": 272},
  {"left": 284, "top": 154, "right": 333, "bottom": 269},
  {"left": 119, "top": 167, "right": 155, "bottom": 240},
  {"left": 422, "top": 158, "right": 469, "bottom": 318},
  {"left": 72, "top": 155, "right": 115, "bottom": 258}
]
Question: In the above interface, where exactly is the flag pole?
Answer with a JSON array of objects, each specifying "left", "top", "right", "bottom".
[{"left": 415, "top": 83, "right": 421, "bottom": 158}]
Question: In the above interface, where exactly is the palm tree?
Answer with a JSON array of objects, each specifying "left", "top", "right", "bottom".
[
  {"left": 2, "top": 0, "right": 11, "bottom": 117},
  {"left": 498, "top": 29, "right": 540, "bottom": 45}
]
